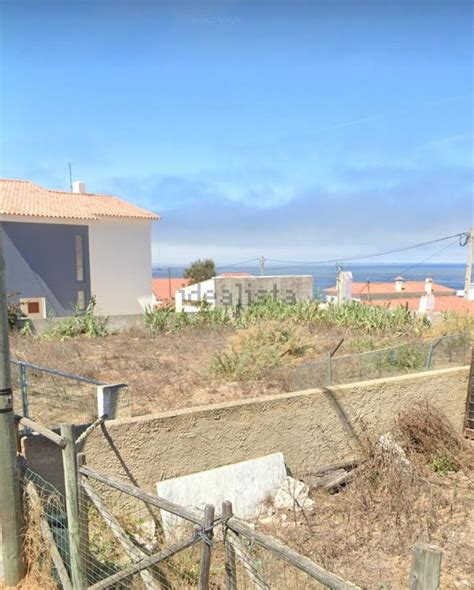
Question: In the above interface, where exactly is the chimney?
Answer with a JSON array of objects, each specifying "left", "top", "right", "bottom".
[
  {"left": 72, "top": 181, "right": 86, "bottom": 194},
  {"left": 425, "top": 277, "right": 433, "bottom": 295},
  {"left": 336, "top": 271, "right": 353, "bottom": 305},
  {"left": 395, "top": 276, "right": 405, "bottom": 292}
]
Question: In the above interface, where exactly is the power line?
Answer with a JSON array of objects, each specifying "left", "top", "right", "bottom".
[
  {"left": 215, "top": 257, "right": 259, "bottom": 270},
  {"left": 264, "top": 231, "right": 466, "bottom": 267},
  {"left": 387, "top": 238, "right": 461, "bottom": 277}
]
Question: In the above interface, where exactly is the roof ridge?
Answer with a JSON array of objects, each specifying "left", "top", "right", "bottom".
[
  {"left": 0, "top": 178, "right": 31, "bottom": 183},
  {"left": 0, "top": 178, "right": 160, "bottom": 221}
]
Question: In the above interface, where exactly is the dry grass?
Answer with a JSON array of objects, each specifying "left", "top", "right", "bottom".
[
  {"left": 8, "top": 311, "right": 471, "bottom": 426},
  {"left": 13, "top": 405, "right": 474, "bottom": 589},
  {"left": 19, "top": 486, "right": 64, "bottom": 590},
  {"left": 9, "top": 326, "right": 344, "bottom": 423},
  {"left": 257, "top": 406, "right": 474, "bottom": 589}
]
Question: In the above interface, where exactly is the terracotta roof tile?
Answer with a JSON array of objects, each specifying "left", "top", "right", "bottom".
[
  {"left": 325, "top": 280, "right": 454, "bottom": 296},
  {"left": 152, "top": 278, "right": 190, "bottom": 300},
  {"left": 0, "top": 179, "right": 160, "bottom": 221}
]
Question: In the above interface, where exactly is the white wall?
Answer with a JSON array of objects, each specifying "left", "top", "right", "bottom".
[
  {"left": 2, "top": 215, "right": 155, "bottom": 316},
  {"left": 175, "top": 278, "right": 216, "bottom": 312},
  {"left": 88, "top": 219, "right": 154, "bottom": 315}
]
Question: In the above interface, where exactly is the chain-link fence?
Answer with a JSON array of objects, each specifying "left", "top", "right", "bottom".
[{"left": 290, "top": 332, "right": 471, "bottom": 391}]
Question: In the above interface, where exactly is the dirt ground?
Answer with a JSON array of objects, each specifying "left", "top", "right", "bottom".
[
  {"left": 257, "top": 469, "right": 474, "bottom": 589},
  {"left": 9, "top": 327, "right": 345, "bottom": 423}
]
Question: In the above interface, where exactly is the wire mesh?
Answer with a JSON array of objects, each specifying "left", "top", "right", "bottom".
[
  {"left": 224, "top": 529, "right": 328, "bottom": 589},
  {"left": 23, "top": 468, "right": 72, "bottom": 588},
  {"left": 11, "top": 362, "right": 99, "bottom": 427},
  {"left": 290, "top": 332, "right": 471, "bottom": 390},
  {"left": 23, "top": 465, "right": 355, "bottom": 589},
  {"left": 78, "top": 475, "right": 207, "bottom": 589}
]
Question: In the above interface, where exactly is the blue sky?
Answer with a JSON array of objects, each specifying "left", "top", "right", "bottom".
[{"left": 1, "top": 0, "right": 472, "bottom": 265}]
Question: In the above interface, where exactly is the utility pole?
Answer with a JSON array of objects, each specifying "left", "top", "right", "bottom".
[
  {"left": 0, "top": 227, "right": 25, "bottom": 585},
  {"left": 464, "top": 227, "right": 473, "bottom": 300},
  {"left": 259, "top": 256, "right": 266, "bottom": 276}
]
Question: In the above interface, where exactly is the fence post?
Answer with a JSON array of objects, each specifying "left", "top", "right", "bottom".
[
  {"left": 425, "top": 344, "right": 434, "bottom": 371},
  {"left": 326, "top": 353, "right": 332, "bottom": 386},
  {"left": 425, "top": 338, "right": 442, "bottom": 371},
  {"left": 222, "top": 501, "right": 237, "bottom": 590},
  {"left": 19, "top": 362, "right": 29, "bottom": 418},
  {"left": 77, "top": 452, "right": 90, "bottom": 566},
  {"left": 409, "top": 542, "right": 442, "bottom": 590},
  {"left": 96, "top": 383, "right": 129, "bottom": 420},
  {"left": 198, "top": 504, "right": 215, "bottom": 590},
  {"left": 61, "top": 423, "right": 86, "bottom": 590}
]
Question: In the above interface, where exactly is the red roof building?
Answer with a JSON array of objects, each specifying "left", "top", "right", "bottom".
[
  {"left": 0, "top": 179, "right": 160, "bottom": 221},
  {"left": 325, "top": 278, "right": 455, "bottom": 300},
  {"left": 152, "top": 278, "right": 190, "bottom": 301}
]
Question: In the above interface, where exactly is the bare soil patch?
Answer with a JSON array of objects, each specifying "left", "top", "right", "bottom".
[{"left": 9, "top": 327, "right": 342, "bottom": 422}]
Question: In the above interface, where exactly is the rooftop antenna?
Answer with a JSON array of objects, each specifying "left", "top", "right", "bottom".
[{"left": 68, "top": 163, "right": 73, "bottom": 192}]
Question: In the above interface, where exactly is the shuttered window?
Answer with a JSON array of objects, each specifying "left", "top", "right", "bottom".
[{"left": 75, "top": 235, "right": 84, "bottom": 281}]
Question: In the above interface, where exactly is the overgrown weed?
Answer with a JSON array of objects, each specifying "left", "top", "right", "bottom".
[
  {"left": 45, "top": 297, "right": 108, "bottom": 340},
  {"left": 210, "top": 320, "right": 314, "bottom": 380}
]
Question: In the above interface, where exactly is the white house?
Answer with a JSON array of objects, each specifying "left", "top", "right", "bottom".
[{"left": 0, "top": 179, "right": 159, "bottom": 317}]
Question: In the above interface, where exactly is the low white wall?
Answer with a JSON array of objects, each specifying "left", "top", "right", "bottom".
[
  {"left": 175, "top": 278, "right": 216, "bottom": 311},
  {"left": 88, "top": 219, "right": 154, "bottom": 315}
]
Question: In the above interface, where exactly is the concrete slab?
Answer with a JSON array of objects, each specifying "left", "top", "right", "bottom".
[{"left": 156, "top": 453, "right": 287, "bottom": 535}]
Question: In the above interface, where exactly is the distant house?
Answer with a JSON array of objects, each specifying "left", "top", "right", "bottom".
[
  {"left": 325, "top": 276, "right": 473, "bottom": 315},
  {"left": 152, "top": 277, "right": 190, "bottom": 305},
  {"left": 325, "top": 276, "right": 456, "bottom": 301},
  {"left": 0, "top": 179, "right": 159, "bottom": 317}
]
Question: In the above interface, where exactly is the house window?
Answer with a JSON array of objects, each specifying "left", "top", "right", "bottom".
[
  {"left": 77, "top": 290, "right": 86, "bottom": 311},
  {"left": 75, "top": 235, "right": 84, "bottom": 282},
  {"left": 20, "top": 298, "right": 46, "bottom": 319},
  {"left": 27, "top": 301, "right": 40, "bottom": 314}
]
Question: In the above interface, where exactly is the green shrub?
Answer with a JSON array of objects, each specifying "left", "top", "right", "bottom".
[
  {"left": 7, "top": 298, "right": 26, "bottom": 330},
  {"left": 144, "top": 298, "right": 430, "bottom": 340},
  {"left": 428, "top": 452, "right": 458, "bottom": 476},
  {"left": 45, "top": 297, "right": 108, "bottom": 339},
  {"left": 367, "top": 344, "right": 426, "bottom": 374},
  {"left": 144, "top": 304, "right": 232, "bottom": 333},
  {"left": 318, "top": 301, "right": 429, "bottom": 335},
  {"left": 144, "top": 306, "right": 173, "bottom": 332},
  {"left": 210, "top": 321, "right": 313, "bottom": 380},
  {"left": 183, "top": 259, "right": 216, "bottom": 285}
]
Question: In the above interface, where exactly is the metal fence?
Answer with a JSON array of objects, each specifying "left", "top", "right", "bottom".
[
  {"left": 290, "top": 332, "right": 471, "bottom": 391},
  {"left": 10, "top": 360, "right": 125, "bottom": 428}
]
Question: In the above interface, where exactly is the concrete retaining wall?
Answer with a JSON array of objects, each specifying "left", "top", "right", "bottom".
[{"left": 22, "top": 366, "right": 469, "bottom": 496}]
